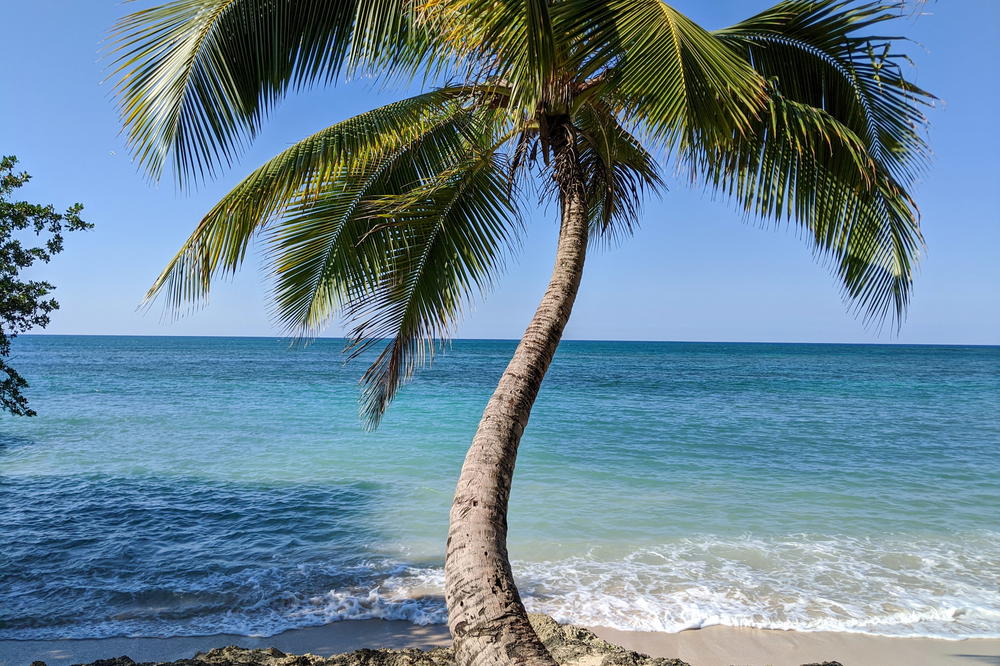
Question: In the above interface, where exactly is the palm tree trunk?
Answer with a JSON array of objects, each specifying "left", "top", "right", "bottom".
[{"left": 444, "top": 131, "right": 589, "bottom": 666}]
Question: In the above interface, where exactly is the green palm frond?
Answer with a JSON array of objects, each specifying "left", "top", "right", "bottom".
[
  {"left": 420, "top": 0, "right": 561, "bottom": 113},
  {"left": 575, "top": 102, "right": 664, "bottom": 243},
  {"left": 343, "top": 151, "right": 522, "bottom": 427},
  {"left": 560, "top": 100, "right": 664, "bottom": 244},
  {"left": 556, "top": 0, "right": 767, "bottom": 149},
  {"left": 699, "top": 0, "right": 934, "bottom": 325},
  {"left": 265, "top": 108, "right": 485, "bottom": 335},
  {"left": 698, "top": 85, "right": 922, "bottom": 325},
  {"left": 145, "top": 90, "right": 472, "bottom": 311},
  {"left": 716, "top": 0, "right": 934, "bottom": 184},
  {"left": 110, "top": 0, "right": 435, "bottom": 182}
]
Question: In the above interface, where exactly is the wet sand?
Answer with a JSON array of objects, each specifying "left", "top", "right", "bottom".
[
  {"left": 2, "top": 620, "right": 999, "bottom": 666},
  {"left": 0, "top": 621, "right": 451, "bottom": 666}
]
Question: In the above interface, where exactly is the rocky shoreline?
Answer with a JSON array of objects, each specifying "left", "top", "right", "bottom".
[{"left": 34, "top": 615, "right": 842, "bottom": 666}]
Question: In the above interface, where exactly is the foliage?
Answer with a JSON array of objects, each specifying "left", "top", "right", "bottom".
[
  {"left": 0, "top": 156, "right": 91, "bottom": 416},
  {"left": 110, "top": 0, "right": 933, "bottom": 426}
]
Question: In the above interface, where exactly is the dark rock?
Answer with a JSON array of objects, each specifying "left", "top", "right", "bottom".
[
  {"left": 528, "top": 614, "right": 688, "bottom": 666},
  {"left": 76, "top": 659, "right": 137, "bottom": 666}
]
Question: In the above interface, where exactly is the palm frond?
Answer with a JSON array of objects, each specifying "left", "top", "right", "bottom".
[
  {"left": 556, "top": 0, "right": 767, "bottom": 150},
  {"left": 697, "top": 88, "right": 922, "bottom": 324},
  {"left": 265, "top": 109, "right": 485, "bottom": 335},
  {"left": 109, "top": 0, "right": 435, "bottom": 182},
  {"left": 699, "top": 0, "right": 934, "bottom": 325},
  {"left": 343, "top": 151, "right": 522, "bottom": 427},
  {"left": 145, "top": 90, "right": 471, "bottom": 311},
  {"left": 126, "top": 0, "right": 934, "bottom": 427},
  {"left": 574, "top": 102, "right": 663, "bottom": 244},
  {"left": 419, "top": 0, "right": 560, "bottom": 113},
  {"left": 716, "top": 0, "right": 934, "bottom": 184}
]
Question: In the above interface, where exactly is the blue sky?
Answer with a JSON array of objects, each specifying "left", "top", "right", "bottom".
[{"left": 2, "top": 1, "right": 997, "bottom": 344}]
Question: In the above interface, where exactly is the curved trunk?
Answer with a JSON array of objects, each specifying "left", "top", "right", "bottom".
[{"left": 444, "top": 136, "right": 589, "bottom": 666}]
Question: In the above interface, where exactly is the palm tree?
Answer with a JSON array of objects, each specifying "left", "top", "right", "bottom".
[{"left": 111, "top": 0, "right": 932, "bottom": 664}]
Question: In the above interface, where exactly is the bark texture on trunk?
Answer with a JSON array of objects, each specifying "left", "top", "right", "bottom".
[{"left": 444, "top": 133, "right": 589, "bottom": 666}]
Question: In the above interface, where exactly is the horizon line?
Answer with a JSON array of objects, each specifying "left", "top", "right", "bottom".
[{"left": 19, "top": 333, "right": 999, "bottom": 348}]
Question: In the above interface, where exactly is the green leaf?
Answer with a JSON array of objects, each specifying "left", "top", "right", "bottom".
[
  {"left": 264, "top": 108, "right": 482, "bottom": 335},
  {"left": 109, "top": 0, "right": 436, "bottom": 183},
  {"left": 556, "top": 0, "right": 767, "bottom": 150},
  {"left": 716, "top": 0, "right": 934, "bottom": 185},
  {"left": 343, "top": 151, "right": 522, "bottom": 427},
  {"left": 695, "top": 87, "right": 922, "bottom": 325},
  {"left": 144, "top": 89, "right": 473, "bottom": 312},
  {"left": 574, "top": 101, "right": 664, "bottom": 243},
  {"left": 420, "top": 0, "right": 559, "bottom": 113}
]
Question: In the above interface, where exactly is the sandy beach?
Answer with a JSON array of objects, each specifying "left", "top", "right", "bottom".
[
  {"left": 592, "top": 625, "right": 1000, "bottom": 666},
  {"left": 0, "top": 621, "right": 450, "bottom": 666},
  {"left": 3, "top": 620, "right": 998, "bottom": 666}
]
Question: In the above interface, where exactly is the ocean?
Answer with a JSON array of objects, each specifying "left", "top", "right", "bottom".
[{"left": 1, "top": 336, "right": 998, "bottom": 641}]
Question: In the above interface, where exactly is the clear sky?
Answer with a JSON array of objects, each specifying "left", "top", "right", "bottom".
[{"left": 2, "top": 1, "right": 997, "bottom": 344}]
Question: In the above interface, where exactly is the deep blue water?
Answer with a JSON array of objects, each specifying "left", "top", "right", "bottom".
[{"left": 1, "top": 336, "right": 998, "bottom": 639}]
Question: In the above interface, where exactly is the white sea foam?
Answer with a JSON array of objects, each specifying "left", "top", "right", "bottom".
[
  {"left": 5, "top": 534, "right": 998, "bottom": 641},
  {"left": 283, "top": 586, "right": 447, "bottom": 626},
  {"left": 269, "top": 533, "right": 1000, "bottom": 641}
]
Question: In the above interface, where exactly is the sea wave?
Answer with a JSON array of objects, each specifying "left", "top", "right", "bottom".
[
  {"left": 4, "top": 533, "right": 998, "bottom": 641},
  {"left": 515, "top": 533, "right": 1000, "bottom": 639}
]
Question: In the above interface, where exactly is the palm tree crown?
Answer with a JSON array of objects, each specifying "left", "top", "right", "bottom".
[
  {"left": 111, "top": 0, "right": 932, "bottom": 425},
  {"left": 111, "top": 2, "right": 934, "bottom": 663}
]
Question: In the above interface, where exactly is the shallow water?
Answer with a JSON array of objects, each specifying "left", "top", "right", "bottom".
[{"left": 1, "top": 336, "right": 998, "bottom": 639}]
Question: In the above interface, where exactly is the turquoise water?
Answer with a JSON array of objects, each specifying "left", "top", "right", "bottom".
[{"left": 1, "top": 336, "right": 998, "bottom": 640}]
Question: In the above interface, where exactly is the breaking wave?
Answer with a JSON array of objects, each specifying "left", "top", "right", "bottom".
[{"left": 5, "top": 533, "right": 998, "bottom": 641}]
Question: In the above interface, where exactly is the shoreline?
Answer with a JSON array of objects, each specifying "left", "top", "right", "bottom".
[
  {"left": 592, "top": 625, "right": 1000, "bottom": 665},
  {"left": 3, "top": 620, "right": 998, "bottom": 666}
]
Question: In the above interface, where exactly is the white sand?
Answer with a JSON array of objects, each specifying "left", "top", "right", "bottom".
[
  {"left": 592, "top": 625, "right": 1000, "bottom": 666},
  {"left": 2, "top": 621, "right": 998, "bottom": 666}
]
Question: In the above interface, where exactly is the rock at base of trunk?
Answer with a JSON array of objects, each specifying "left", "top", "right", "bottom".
[{"left": 526, "top": 615, "right": 687, "bottom": 666}]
